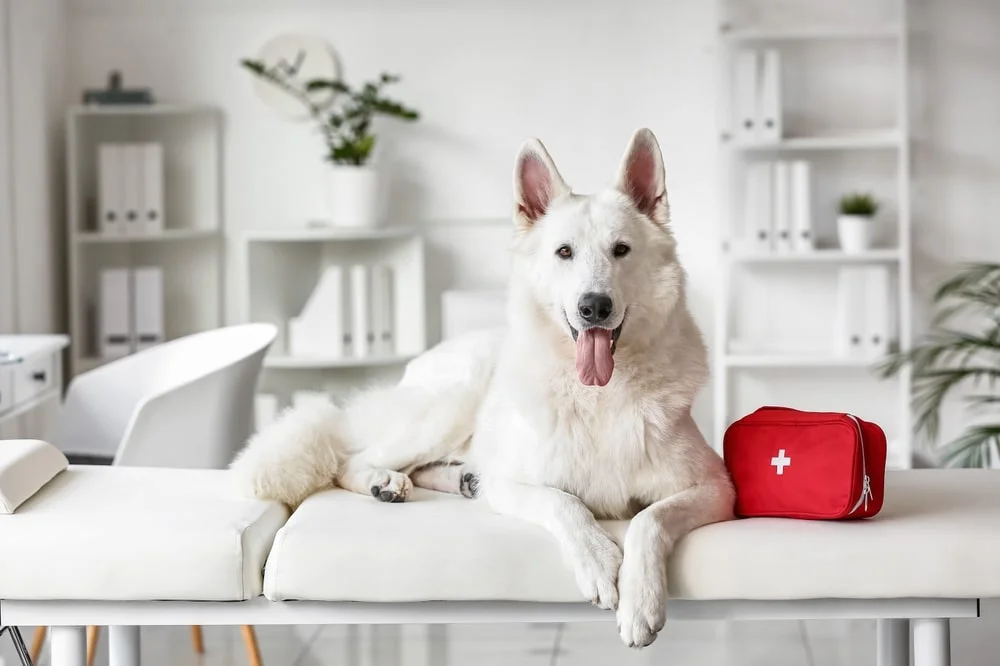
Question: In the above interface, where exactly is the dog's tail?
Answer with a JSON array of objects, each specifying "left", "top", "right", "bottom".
[{"left": 229, "top": 401, "right": 343, "bottom": 509}]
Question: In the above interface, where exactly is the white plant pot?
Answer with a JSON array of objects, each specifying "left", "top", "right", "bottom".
[
  {"left": 327, "top": 165, "right": 382, "bottom": 227},
  {"left": 837, "top": 214, "right": 874, "bottom": 254}
]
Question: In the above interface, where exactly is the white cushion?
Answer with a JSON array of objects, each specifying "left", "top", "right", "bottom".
[
  {"left": 0, "top": 466, "right": 288, "bottom": 601},
  {"left": 264, "top": 470, "right": 1000, "bottom": 602},
  {"left": 0, "top": 440, "right": 67, "bottom": 514}
]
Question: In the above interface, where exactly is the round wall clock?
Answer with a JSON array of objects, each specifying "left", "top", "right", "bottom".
[{"left": 251, "top": 33, "right": 341, "bottom": 121}]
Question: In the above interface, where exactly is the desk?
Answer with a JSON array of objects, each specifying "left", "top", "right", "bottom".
[{"left": 0, "top": 335, "right": 69, "bottom": 425}]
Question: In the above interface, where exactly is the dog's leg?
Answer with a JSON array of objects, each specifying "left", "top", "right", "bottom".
[
  {"left": 410, "top": 462, "right": 479, "bottom": 498},
  {"left": 482, "top": 477, "right": 622, "bottom": 610},
  {"left": 616, "top": 481, "right": 733, "bottom": 649},
  {"left": 337, "top": 459, "right": 413, "bottom": 503}
]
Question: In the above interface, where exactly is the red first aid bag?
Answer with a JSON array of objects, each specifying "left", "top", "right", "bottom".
[{"left": 723, "top": 406, "right": 887, "bottom": 520}]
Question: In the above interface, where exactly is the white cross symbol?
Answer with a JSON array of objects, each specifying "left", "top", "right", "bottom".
[{"left": 771, "top": 449, "right": 791, "bottom": 475}]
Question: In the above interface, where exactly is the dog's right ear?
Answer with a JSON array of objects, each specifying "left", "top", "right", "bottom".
[{"left": 513, "top": 138, "right": 569, "bottom": 229}]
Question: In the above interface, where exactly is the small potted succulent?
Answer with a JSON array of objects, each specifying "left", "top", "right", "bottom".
[
  {"left": 241, "top": 59, "right": 419, "bottom": 227},
  {"left": 837, "top": 192, "right": 879, "bottom": 254}
]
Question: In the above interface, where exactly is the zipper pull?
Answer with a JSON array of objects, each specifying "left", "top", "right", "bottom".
[{"left": 862, "top": 475, "right": 872, "bottom": 511}]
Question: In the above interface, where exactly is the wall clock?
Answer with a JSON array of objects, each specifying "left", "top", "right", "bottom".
[{"left": 251, "top": 33, "right": 341, "bottom": 121}]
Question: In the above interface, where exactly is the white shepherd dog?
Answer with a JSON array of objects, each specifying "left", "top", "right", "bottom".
[{"left": 231, "top": 128, "right": 735, "bottom": 648}]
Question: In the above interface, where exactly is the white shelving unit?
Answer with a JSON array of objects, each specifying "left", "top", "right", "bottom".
[
  {"left": 65, "top": 104, "right": 225, "bottom": 377},
  {"left": 241, "top": 225, "right": 426, "bottom": 407},
  {"left": 714, "top": 0, "right": 913, "bottom": 469}
]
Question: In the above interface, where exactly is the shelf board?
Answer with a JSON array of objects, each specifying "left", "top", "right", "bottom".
[
  {"left": 264, "top": 353, "right": 416, "bottom": 369},
  {"left": 727, "top": 130, "right": 903, "bottom": 152},
  {"left": 724, "top": 354, "right": 883, "bottom": 369},
  {"left": 720, "top": 23, "right": 903, "bottom": 43},
  {"left": 245, "top": 225, "right": 417, "bottom": 242},
  {"left": 726, "top": 248, "right": 902, "bottom": 264},
  {"left": 76, "top": 229, "right": 220, "bottom": 244},
  {"left": 69, "top": 103, "right": 218, "bottom": 117}
]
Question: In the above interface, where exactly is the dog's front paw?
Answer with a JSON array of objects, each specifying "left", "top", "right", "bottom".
[
  {"left": 369, "top": 470, "right": 413, "bottom": 503},
  {"left": 459, "top": 471, "right": 480, "bottom": 499},
  {"left": 616, "top": 558, "right": 667, "bottom": 649},
  {"left": 567, "top": 528, "right": 623, "bottom": 611}
]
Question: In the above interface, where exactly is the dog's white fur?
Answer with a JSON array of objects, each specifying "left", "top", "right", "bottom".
[{"left": 230, "top": 128, "right": 735, "bottom": 648}]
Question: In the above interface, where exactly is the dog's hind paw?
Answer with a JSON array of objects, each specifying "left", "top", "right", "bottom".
[
  {"left": 368, "top": 470, "right": 413, "bottom": 503},
  {"left": 460, "top": 471, "right": 480, "bottom": 498}
]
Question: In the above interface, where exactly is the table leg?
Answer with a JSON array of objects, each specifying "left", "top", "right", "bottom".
[{"left": 913, "top": 618, "right": 951, "bottom": 666}]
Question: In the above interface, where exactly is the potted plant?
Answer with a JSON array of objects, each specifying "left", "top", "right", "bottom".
[
  {"left": 241, "top": 59, "right": 419, "bottom": 227},
  {"left": 837, "top": 192, "right": 879, "bottom": 254},
  {"left": 879, "top": 263, "right": 1000, "bottom": 468}
]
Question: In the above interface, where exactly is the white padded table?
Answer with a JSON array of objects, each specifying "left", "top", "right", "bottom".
[
  {"left": 0, "top": 466, "right": 288, "bottom": 601},
  {"left": 264, "top": 469, "right": 1000, "bottom": 603}
]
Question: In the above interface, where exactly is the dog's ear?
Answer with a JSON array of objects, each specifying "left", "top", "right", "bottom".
[
  {"left": 513, "top": 138, "right": 570, "bottom": 229},
  {"left": 615, "top": 128, "right": 669, "bottom": 226}
]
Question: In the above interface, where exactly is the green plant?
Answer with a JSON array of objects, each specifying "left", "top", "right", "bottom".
[
  {"left": 240, "top": 59, "right": 419, "bottom": 166},
  {"left": 879, "top": 263, "right": 1000, "bottom": 467},
  {"left": 839, "top": 192, "right": 879, "bottom": 217}
]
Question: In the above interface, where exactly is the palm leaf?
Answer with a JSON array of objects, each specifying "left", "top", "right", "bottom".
[{"left": 937, "top": 425, "right": 1000, "bottom": 468}]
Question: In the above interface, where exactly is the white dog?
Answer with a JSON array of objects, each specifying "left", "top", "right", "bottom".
[{"left": 231, "top": 128, "right": 735, "bottom": 648}]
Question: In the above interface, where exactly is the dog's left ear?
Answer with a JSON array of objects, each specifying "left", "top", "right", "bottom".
[{"left": 615, "top": 128, "right": 669, "bottom": 226}]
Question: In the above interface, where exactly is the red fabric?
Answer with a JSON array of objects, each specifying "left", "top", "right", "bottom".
[{"left": 723, "top": 406, "right": 887, "bottom": 520}]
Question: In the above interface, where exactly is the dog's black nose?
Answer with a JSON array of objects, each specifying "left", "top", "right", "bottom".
[{"left": 578, "top": 293, "right": 614, "bottom": 325}]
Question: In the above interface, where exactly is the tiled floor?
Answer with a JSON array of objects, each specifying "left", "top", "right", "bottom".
[{"left": 1, "top": 620, "right": 877, "bottom": 666}]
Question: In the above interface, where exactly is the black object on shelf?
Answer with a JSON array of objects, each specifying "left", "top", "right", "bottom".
[{"left": 82, "top": 71, "right": 155, "bottom": 106}]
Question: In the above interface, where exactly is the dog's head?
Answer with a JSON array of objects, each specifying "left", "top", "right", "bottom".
[{"left": 509, "top": 128, "right": 684, "bottom": 387}]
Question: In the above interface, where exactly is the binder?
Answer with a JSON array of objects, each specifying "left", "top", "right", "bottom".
[
  {"left": 834, "top": 267, "right": 867, "bottom": 358},
  {"left": 759, "top": 49, "right": 782, "bottom": 142},
  {"left": 773, "top": 161, "right": 793, "bottom": 253},
  {"left": 369, "top": 265, "right": 394, "bottom": 355},
  {"left": 141, "top": 143, "right": 165, "bottom": 235},
  {"left": 863, "top": 266, "right": 891, "bottom": 359},
  {"left": 98, "top": 144, "right": 123, "bottom": 236},
  {"left": 122, "top": 144, "right": 143, "bottom": 236},
  {"left": 734, "top": 50, "right": 759, "bottom": 143},
  {"left": 790, "top": 160, "right": 814, "bottom": 251},
  {"left": 133, "top": 266, "right": 164, "bottom": 351},
  {"left": 100, "top": 268, "right": 132, "bottom": 358},
  {"left": 350, "top": 264, "right": 371, "bottom": 359},
  {"left": 745, "top": 162, "right": 773, "bottom": 253},
  {"left": 288, "top": 265, "right": 345, "bottom": 358}
]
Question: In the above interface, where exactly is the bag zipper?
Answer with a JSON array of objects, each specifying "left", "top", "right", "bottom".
[{"left": 845, "top": 414, "right": 873, "bottom": 514}]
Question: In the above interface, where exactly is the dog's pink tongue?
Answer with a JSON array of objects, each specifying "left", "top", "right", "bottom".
[{"left": 575, "top": 328, "right": 614, "bottom": 387}]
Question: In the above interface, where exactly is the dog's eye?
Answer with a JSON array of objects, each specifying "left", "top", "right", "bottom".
[
  {"left": 613, "top": 243, "right": 631, "bottom": 258},
  {"left": 556, "top": 245, "right": 573, "bottom": 260}
]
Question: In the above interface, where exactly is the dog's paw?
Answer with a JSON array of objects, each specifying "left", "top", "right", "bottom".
[
  {"left": 616, "top": 561, "right": 667, "bottom": 649},
  {"left": 567, "top": 528, "right": 623, "bottom": 611},
  {"left": 368, "top": 470, "right": 413, "bottom": 503},
  {"left": 459, "top": 471, "right": 480, "bottom": 498}
]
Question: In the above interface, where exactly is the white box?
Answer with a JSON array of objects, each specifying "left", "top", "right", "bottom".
[
  {"left": 734, "top": 49, "right": 759, "bottom": 143},
  {"left": 350, "top": 264, "right": 371, "bottom": 359},
  {"left": 370, "top": 265, "right": 394, "bottom": 356},
  {"left": 441, "top": 289, "right": 508, "bottom": 339},
  {"left": 834, "top": 267, "right": 867, "bottom": 358},
  {"left": 100, "top": 268, "right": 132, "bottom": 358},
  {"left": 141, "top": 143, "right": 165, "bottom": 235},
  {"left": 98, "top": 144, "right": 124, "bottom": 236},
  {"left": 790, "top": 160, "right": 814, "bottom": 251},
  {"left": 254, "top": 393, "right": 279, "bottom": 433},
  {"left": 772, "top": 161, "right": 793, "bottom": 253},
  {"left": 759, "top": 49, "right": 782, "bottom": 142},
  {"left": 288, "top": 266, "right": 346, "bottom": 358},
  {"left": 122, "top": 144, "right": 144, "bottom": 236},
  {"left": 863, "top": 266, "right": 891, "bottom": 359},
  {"left": 133, "top": 266, "right": 164, "bottom": 352}
]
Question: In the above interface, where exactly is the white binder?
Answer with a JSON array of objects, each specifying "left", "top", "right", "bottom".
[
  {"left": 121, "top": 144, "right": 143, "bottom": 236},
  {"left": 734, "top": 50, "right": 759, "bottom": 143},
  {"left": 773, "top": 161, "right": 793, "bottom": 253},
  {"left": 745, "top": 162, "right": 773, "bottom": 253},
  {"left": 759, "top": 49, "right": 783, "bottom": 142},
  {"left": 863, "top": 266, "right": 891, "bottom": 359},
  {"left": 98, "top": 144, "right": 124, "bottom": 236},
  {"left": 100, "top": 268, "right": 132, "bottom": 358},
  {"left": 369, "top": 265, "right": 394, "bottom": 356},
  {"left": 141, "top": 143, "right": 165, "bottom": 235},
  {"left": 350, "top": 264, "right": 371, "bottom": 359},
  {"left": 133, "top": 266, "right": 164, "bottom": 352},
  {"left": 288, "top": 265, "right": 345, "bottom": 358},
  {"left": 790, "top": 160, "right": 814, "bottom": 251},
  {"left": 834, "top": 267, "right": 867, "bottom": 358}
]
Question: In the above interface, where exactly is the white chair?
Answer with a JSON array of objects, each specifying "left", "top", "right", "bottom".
[{"left": 29, "top": 323, "right": 278, "bottom": 666}]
